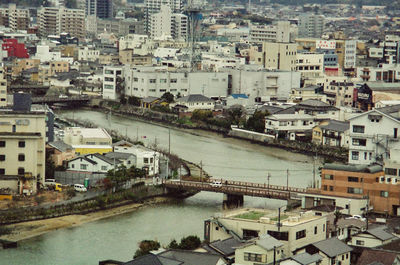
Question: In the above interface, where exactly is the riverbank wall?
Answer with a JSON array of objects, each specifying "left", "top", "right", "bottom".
[{"left": 70, "top": 103, "right": 347, "bottom": 163}]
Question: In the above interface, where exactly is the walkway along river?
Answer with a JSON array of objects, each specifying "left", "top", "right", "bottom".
[{"left": 0, "top": 109, "right": 319, "bottom": 265}]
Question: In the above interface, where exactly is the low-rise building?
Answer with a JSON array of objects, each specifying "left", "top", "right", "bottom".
[
  {"left": 171, "top": 94, "right": 215, "bottom": 112},
  {"left": 290, "top": 86, "right": 326, "bottom": 103},
  {"left": 66, "top": 153, "right": 119, "bottom": 173},
  {"left": 280, "top": 252, "right": 323, "bottom": 265},
  {"left": 312, "top": 120, "right": 349, "bottom": 147},
  {"left": 301, "top": 237, "right": 352, "bottom": 265},
  {"left": 47, "top": 141, "right": 75, "bottom": 167},
  {"left": 63, "top": 127, "right": 112, "bottom": 155},
  {"left": 265, "top": 113, "right": 316, "bottom": 140},
  {"left": 205, "top": 209, "right": 328, "bottom": 257},
  {"left": 348, "top": 225, "right": 397, "bottom": 248}
]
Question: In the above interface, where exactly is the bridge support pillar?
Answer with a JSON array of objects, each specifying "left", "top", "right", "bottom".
[{"left": 223, "top": 194, "right": 243, "bottom": 209}]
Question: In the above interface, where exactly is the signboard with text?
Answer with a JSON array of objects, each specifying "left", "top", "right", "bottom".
[{"left": 316, "top": 40, "right": 336, "bottom": 50}]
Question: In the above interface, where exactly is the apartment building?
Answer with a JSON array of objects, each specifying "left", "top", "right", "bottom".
[
  {"left": 85, "top": 0, "right": 113, "bottom": 19},
  {"left": 296, "top": 52, "right": 324, "bottom": 79},
  {"left": 263, "top": 42, "right": 297, "bottom": 71},
  {"left": 249, "top": 21, "right": 291, "bottom": 43},
  {"left": 103, "top": 65, "right": 124, "bottom": 100},
  {"left": 298, "top": 14, "right": 325, "bottom": 38},
  {"left": 145, "top": 0, "right": 182, "bottom": 33},
  {"left": 324, "top": 81, "right": 355, "bottom": 107},
  {"left": 319, "top": 163, "right": 400, "bottom": 215},
  {"left": 205, "top": 209, "right": 328, "bottom": 257},
  {"left": 0, "top": 4, "right": 29, "bottom": 31},
  {"left": 0, "top": 94, "right": 46, "bottom": 195},
  {"left": 0, "top": 65, "right": 6, "bottom": 107},
  {"left": 78, "top": 46, "right": 100, "bottom": 62},
  {"left": 38, "top": 7, "right": 85, "bottom": 39},
  {"left": 149, "top": 5, "right": 187, "bottom": 41}
]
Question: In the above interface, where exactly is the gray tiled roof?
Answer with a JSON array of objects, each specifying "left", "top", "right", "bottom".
[
  {"left": 366, "top": 82, "right": 400, "bottom": 91},
  {"left": 105, "top": 152, "right": 135, "bottom": 160},
  {"left": 142, "top": 96, "right": 160, "bottom": 103},
  {"left": 312, "top": 237, "right": 353, "bottom": 258},
  {"left": 123, "top": 254, "right": 182, "bottom": 265},
  {"left": 178, "top": 94, "right": 214, "bottom": 103},
  {"left": 89, "top": 153, "right": 120, "bottom": 165},
  {"left": 49, "top": 141, "right": 73, "bottom": 152},
  {"left": 291, "top": 252, "right": 323, "bottom": 265},
  {"left": 320, "top": 120, "right": 349, "bottom": 132},
  {"left": 367, "top": 226, "right": 396, "bottom": 241},
  {"left": 209, "top": 237, "right": 243, "bottom": 256},
  {"left": 158, "top": 250, "right": 223, "bottom": 265},
  {"left": 256, "top": 234, "right": 283, "bottom": 250},
  {"left": 299, "top": 99, "right": 332, "bottom": 107}
]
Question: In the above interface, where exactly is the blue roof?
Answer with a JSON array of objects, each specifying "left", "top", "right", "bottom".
[{"left": 230, "top": 94, "right": 248, "bottom": 99}]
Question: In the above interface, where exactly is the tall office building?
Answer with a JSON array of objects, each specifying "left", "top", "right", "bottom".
[
  {"left": 0, "top": 65, "right": 6, "bottom": 107},
  {"left": 85, "top": 0, "right": 113, "bottom": 19},
  {"left": 145, "top": 0, "right": 182, "bottom": 33},
  {"left": 0, "top": 4, "right": 29, "bottom": 31},
  {"left": 298, "top": 14, "right": 325, "bottom": 38},
  {"left": 150, "top": 5, "right": 187, "bottom": 40},
  {"left": 38, "top": 7, "right": 85, "bottom": 39}
]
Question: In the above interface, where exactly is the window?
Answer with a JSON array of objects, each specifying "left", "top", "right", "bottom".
[
  {"left": 385, "top": 168, "right": 397, "bottom": 176},
  {"left": 314, "top": 226, "right": 318, "bottom": 234},
  {"left": 144, "top": 158, "right": 149, "bottom": 163},
  {"left": 324, "top": 174, "right": 333, "bottom": 180},
  {"left": 0, "top": 141, "right": 5, "bottom": 147},
  {"left": 101, "top": 166, "right": 107, "bottom": 171},
  {"left": 352, "top": 151, "right": 359, "bottom": 160},
  {"left": 267, "top": 230, "right": 288, "bottom": 241},
  {"left": 149, "top": 79, "right": 156, "bottom": 83},
  {"left": 170, "top": 79, "right": 177, "bottom": 83},
  {"left": 356, "top": 240, "right": 364, "bottom": 246},
  {"left": 80, "top": 164, "right": 87, "bottom": 170},
  {"left": 104, "top": 77, "right": 114, "bottom": 82},
  {"left": 18, "top": 141, "right": 25, "bottom": 148},
  {"left": 0, "top": 168, "right": 4, "bottom": 174},
  {"left": 12, "top": 125, "right": 16, "bottom": 133},
  {"left": 380, "top": 191, "right": 389, "bottom": 197},
  {"left": 0, "top": 155, "right": 4, "bottom": 161},
  {"left": 18, "top": 154, "right": 25, "bottom": 161},
  {"left": 133, "top": 77, "right": 138, "bottom": 82},
  {"left": 353, "top": 125, "right": 365, "bottom": 133},
  {"left": 348, "top": 176, "right": 359, "bottom": 182},
  {"left": 348, "top": 187, "right": 363, "bottom": 194},
  {"left": 323, "top": 224, "right": 326, "bottom": 232},
  {"left": 329, "top": 186, "right": 334, "bottom": 191},
  {"left": 296, "top": 229, "right": 306, "bottom": 240},
  {"left": 18, "top": 168, "right": 24, "bottom": 175},
  {"left": 244, "top": 252, "right": 262, "bottom": 262},
  {"left": 160, "top": 79, "right": 167, "bottom": 83},
  {"left": 352, "top": 138, "right": 366, "bottom": 146}
]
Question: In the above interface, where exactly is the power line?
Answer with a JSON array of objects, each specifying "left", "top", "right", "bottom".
[{"left": 203, "top": 163, "right": 311, "bottom": 172}]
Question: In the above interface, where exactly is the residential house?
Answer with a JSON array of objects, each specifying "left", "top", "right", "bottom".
[
  {"left": 312, "top": 120, "right": 349, "bottom": 148},
  {"left": 234, "top": 234, "right": 285, "bottom": 265},
  {"left": 265, "top": 113, "right": 316, "bottom": 140},
  {"left": 349, "top": 225, "right": 397, "bottom": 248},
  {"left": 290, "top": 86, "right": 326, "bottom": 103},
  {"left": 141, "top": 96, "right": 161, "bottom": 109},
  {"left": 204, "top": 237, "right": 243, "bottom": 263},
  {"left": 324, "top": 82, "right": 355, "bottom": 107},
  {"left": 66, "top": 153, "right": 119, "bottom": 173},
  {"left": 172, "top": 94, "right": 215, "bottom": 112},
  {"left": 104, "top": 152, "right": 136, "bottom": 168},
  {"left": 47, "top": 141, "right": 75, "bottom": 167},
  {"left": 302, "top": 237, "right": 352, "bottom": 265},
  {"left": 332, "top": 219, "right": 367, "bottom": 241}
]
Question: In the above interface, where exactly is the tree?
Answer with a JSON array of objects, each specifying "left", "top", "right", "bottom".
[
  {"left": 227, "top": 107, "right": 244, "bottom": 126},
  {"left": 128, "top": 96, "right": 141, "bottom": 106},
  {"left": 245, "top": 110, "right": 268, "bottom": 133},
  {"left": 161, "top": 92, "right": 174, "bottom": 103},
  {"left": 179, "top": 235, "right": 201, "bottom": 250},
  {"left": 120, "top": 96, "right": 127, "bottom": 105},
  {"left": 191, "top": 110, "right": 213, "bottom": 122},
  {"left": 168, "top": 239, "right": 179, "bottom": 249},
  {"left": 134, "top": 240, "right": 160, "bottom": 258}
]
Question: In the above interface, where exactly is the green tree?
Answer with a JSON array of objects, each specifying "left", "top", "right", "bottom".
[
  {"left": 245, "top": 110, "right": 268, "bottom": 133},
  {"left": 168, "top": 239, "right": 179, "bottom": 249},
  {"left": 120, "top": 96, "right": 127, "bottom": 105},
  {"left": 134, "top": 240, "right": 160, "bottom": 258},
  {"left": 128, "top": 96, "right": 141, "bottom": 106},
  {"left": 227, "top": 107, "right": 244, "bottom": 125},
  {"left": 161, "top": 92, "right": 174, "bottom": 103},
  {"left": 178, "top": 235, "right": 201, "bottom": 250},
  {"left": 191, "top": 110, "right": 213, "bottom": 122}
]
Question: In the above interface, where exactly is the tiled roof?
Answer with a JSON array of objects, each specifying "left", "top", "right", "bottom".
[
  {"left": 312, "top": 237, "right": 353, "bottom": 258},
  {"left": 356, "top": 249, "right": 399, "bottom": 265}
]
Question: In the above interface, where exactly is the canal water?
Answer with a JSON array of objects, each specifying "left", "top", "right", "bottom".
[{"left": 0, "top": 109, "right": 317, "bottom": 265}]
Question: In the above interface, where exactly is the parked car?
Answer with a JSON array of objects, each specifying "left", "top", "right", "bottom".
[
  {"left": 74, "top": 184, "right": 87, "bottom": 192},
  {"left": 346, "top": 215, "right": 366, "bottom": 221},
  {"left": 210, "top": 180, "right": 222, "bottom": 188}
]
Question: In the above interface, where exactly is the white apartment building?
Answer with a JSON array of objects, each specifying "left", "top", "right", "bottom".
[
  {"left": 38, "top": 7, "right": 85, "bottom": 39},
  {"left": 124, "top": 67, "right": 229, "bottom": 98},
  {"left": 150, "top": 5, "right": 172, "bottom": 39},
  {"left": 296, "top": 52, "right": 324, "bottom": 79},
  {"left": 249, "top": 21, "right": 291, "bottom": 43},
  {"left": 0, "top": 4, "right": 29, "bottom": 31},
  {"left": 0, "top": 109, "right": 46, "bottom": 195},
  {"left": 103, "top": 66, "right": 124, "bottom": 100},
  {"left": 78, "top": 46, "right": 100, "bottom": 62},
  {"left": 227, "top": 68, "right": 301, "bottom": 102},
  {"left": 119, "top": 34, "right": 149, "bottom": 50},
  {"left": 171, "top": 13, "right": 187, "bottom": 41},
  {"left": 0, "top": 66, "right": 6, "bottom": 107},
  {"left": 344, "top": 40, "right": 357, "bottom": 69},
  {"left": 201, "top": 53, "right": 246, "bottom": 71},
  {"left": 205, "top": 209, "right": 328, "bottom": 257},
  {"left": 298, "top": 14, "right": 325, "bottom": 38},
  {"left": 263, "top": 42, "right": 297, "bottom": 71},
  {"left": 145, "top": 0, "right": 182, "bottom": 32},
  {"left": 324, "top": 81, "right": 355, "bottom": 107},
  {"left": 348, "top": 109, "right": 400, "bottom": 165}
]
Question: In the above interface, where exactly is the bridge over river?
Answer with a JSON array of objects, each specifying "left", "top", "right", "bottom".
[{"left": 162, "top": 179, "right": 312, "bottom": 208}]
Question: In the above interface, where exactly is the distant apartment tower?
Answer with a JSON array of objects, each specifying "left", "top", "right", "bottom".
[
  {"left": 85, "top": 0, "right": 113, "bottom": 19},
  {"left": 0, "top": 4, "right": 29, "bottom": 31},
  {"left": 263, "top": 42, "right": 297, "bottom": 71},
  {"left": 38, "top": 7, "right": 85, "bottom": 39},
  {"left": 298, "top": 14, "right": 325, "bottom": 38},
  {"left": 250, "top": 21, "right": 291, "bottom": 43},
  {"left": 0, "top": 65, "right": 6, "bottom": 107},
  {"left": 145, "top": 0, "right": 183, "bottom": 33},
  {"left": 150, "top": 5, "right": 187, "bottom": 40}
]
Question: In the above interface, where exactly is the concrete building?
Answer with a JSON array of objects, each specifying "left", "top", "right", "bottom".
[
  {"left": 63, "top": 127, "right": 112, "bottom": 155},
  {"left": 312, "top": 120, "right": 349, "bottom": 148},
  {"left": 324, "top": 81, "right": 355, "bottom": 107},
  {"left": 149, "top": 5, "right": 187, "bottom": 40},
  {"left": 85, "top": 0, "right": 113, "bottom": 19},
  {"left": 78, "top": 46, "right": 100, "bottom": 62},
  {"left": 296, "top": 52, "right": 324, "bottom": 79},
  {"left": 103, "top": 65, "right": 123, "bottom": 100},
  {"left": 290, "top": 86, "right": 326, "bottom": 103},
  {"left": 265, "top": 113, "right": 316, "bottom": 140},
  {"left": 263, "top": 42, "right": 297, "bottom": 71},
  {"left": 0, "top": 65, "right": 6, "bottom": 107},
  {"left": 249, "top": 21, "right": 291, "bottom": 43},
  {"left": 47, "top": 141, "right": 75, "bottom": 167},
  {"left": 205, "top": 209, "right": 328, "bottom": 257},
  {"left": 344, "top": 40, "right": 357, "bottom": 69},
  {"left": 298, "top": 14, "right": 325, "bottom": 38},
  {"left": 38, "top": 7, "right": 85, "bottom": 39},
  {"left": 0, "top": 95, "right": 46, "bottom": 195},
  {"left": 0, "top": 4, "right": 29, "bottom": 31},
  {"left": 145, "top": 0, "right": 182, "bottom": 33}
]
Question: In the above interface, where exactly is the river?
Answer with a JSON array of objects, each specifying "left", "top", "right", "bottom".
[{"left": 0, "top": 109, "right": 317, "bottom": 265}]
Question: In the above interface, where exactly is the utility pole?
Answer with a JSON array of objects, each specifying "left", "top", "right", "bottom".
[
  {"left": 136, "top": 127, "right": 138, "bottom": 141},
  {"left": 286, "top": 169, "right": 289, "bottom": 191},
  {"left": 267, "top": 172, "right": 271, "bottom": 191},
  {"left": 168, "top": 127, "right": 171, "bottom": 155},
  {"left": 200, "top": 160, "right": 203, "bottom": 182},
  {"left": 278, "top": 207, "right": 282, "bottom": 232}
]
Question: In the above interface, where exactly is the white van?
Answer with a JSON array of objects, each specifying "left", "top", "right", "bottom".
[
  {"left": 210, "top": 180, "right": 222, "bottom": 188},
  {"left": 74, "top": 184, "right": 87, "bottom": 192}
]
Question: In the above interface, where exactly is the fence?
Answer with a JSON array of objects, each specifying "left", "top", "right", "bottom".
[{"left": 55, "top": 171, "right": 106, "bottom": 186}]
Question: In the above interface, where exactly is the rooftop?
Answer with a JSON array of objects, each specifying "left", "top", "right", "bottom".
[
  {"left": 323, "top": 163, "right": 383, "bottom": 173},
  {"left": 311, "top": 237, "right": 353, "bottom": 258}
]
